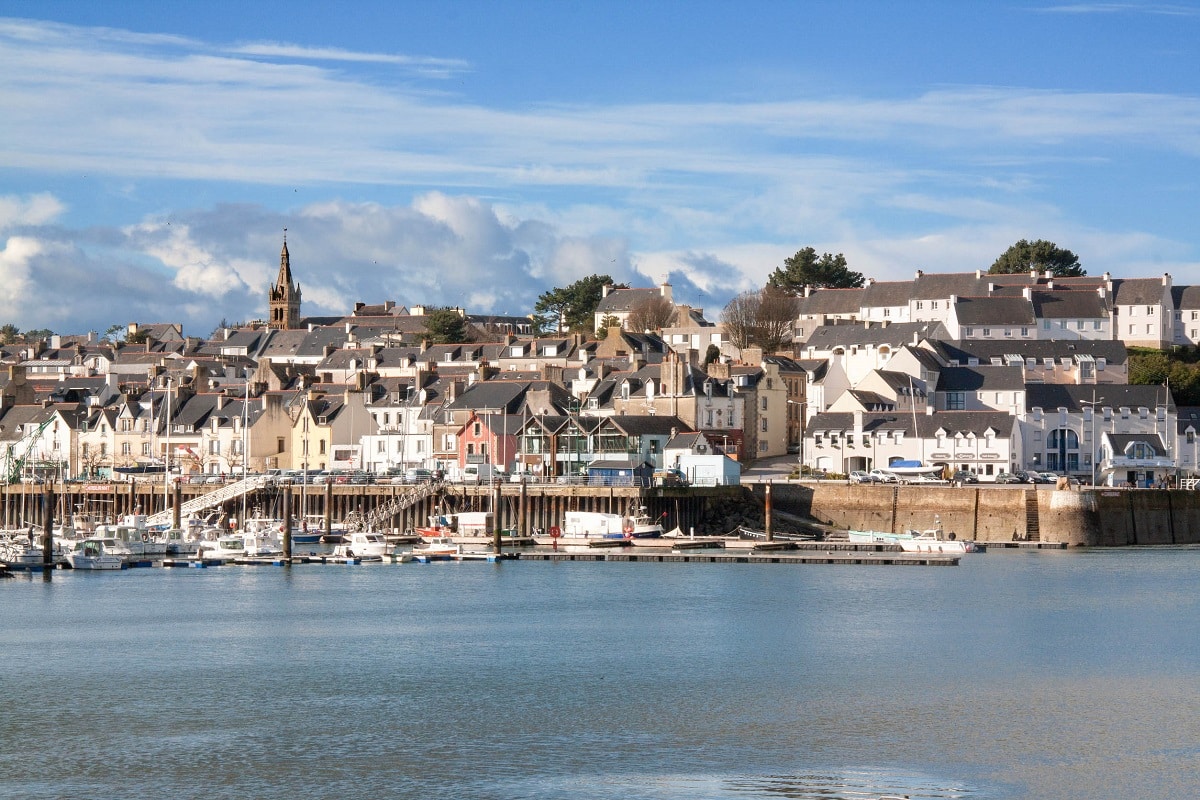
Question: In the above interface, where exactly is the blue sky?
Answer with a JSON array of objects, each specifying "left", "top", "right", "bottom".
[{"left": 2, "top": 1, "right": 1199, "bottom": 337}]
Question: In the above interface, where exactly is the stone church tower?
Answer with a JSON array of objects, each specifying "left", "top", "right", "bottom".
[{"left": 268, "top": 235, "right": 302, "bottom": 329}]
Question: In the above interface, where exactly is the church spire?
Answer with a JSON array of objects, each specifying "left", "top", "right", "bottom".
[{"left": 269, "top": 229, "right": 302, "bottom": 329}]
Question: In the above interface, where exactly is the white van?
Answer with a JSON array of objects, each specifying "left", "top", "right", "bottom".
[{"left": 453, "top": 464, "right": 501, "bottom": 484}]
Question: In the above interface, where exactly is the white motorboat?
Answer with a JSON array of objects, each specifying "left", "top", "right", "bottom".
[
  {"left": 64, "top": 537, "right": 129, "bottom": 570},
  {"left": 535, "top": 507, "right": 665, "bottom": 545},
  {"left": 411, "top": 537, "right": 463, "bottom": 559},
  {"left": 848, "top": 525, "right": 981, "bottom": 553},
  {"left": 196, "top": 529, "right": 283, "bottom": 561},
  {"left": 0, "top": 532, "right": 72, "bottom": 568},
  {"left": 332, "top": 531, "right": 395, "bottom": 560}
]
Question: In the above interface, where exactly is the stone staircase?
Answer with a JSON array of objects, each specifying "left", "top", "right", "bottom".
[{"left": 1024, "top": 489, "right": 1041, "bottom": 541}]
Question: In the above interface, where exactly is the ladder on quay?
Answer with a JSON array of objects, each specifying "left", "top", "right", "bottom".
[
  {"left": 344, "top": 480, "right": 445, "bottom": 532},
  {"left": 143, "top": 476, "right": 268, "bottom": 526}
]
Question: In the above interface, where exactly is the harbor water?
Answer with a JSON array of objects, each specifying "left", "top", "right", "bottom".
[{"left": 3, "top": 548, "right": 1200, "bottom": 800}]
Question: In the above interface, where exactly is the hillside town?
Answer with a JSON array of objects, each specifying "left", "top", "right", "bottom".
[{"left": 2, "top": 239, "right": 1199, "bottom": 490}]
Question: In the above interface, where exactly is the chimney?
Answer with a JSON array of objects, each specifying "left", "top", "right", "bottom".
[
  {"left": 602, "top": 284, "right": 612, "bottom": 298},
  {"left": 853, "top": 410, "right": 863, "bottom": 436},
  {"left": 975, "top": 269, "right": 982, "bottom": 279},
  {"left": 926, "top": 404, "right": 935, "bottom": 415},
  {"left": 914, "top": 269, "right": 923, "bottom": 279}
]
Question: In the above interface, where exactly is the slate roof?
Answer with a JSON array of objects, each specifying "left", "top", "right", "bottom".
[
  {"left": 911, "top": 271, "right": 989, "bottom": 300},
  {"left": 861, "top": 280, "right": 915, "bottom": 308},
  {"left": 257, "top": 330, "right": 311, "bottom": 360},
  {"left": 595, "top": 288, "right": 664, "bottom": 314},
  {"left": 797, "top": 288, "right": 865, "bottom": 315},
  {"left": 1175, "top": 406, "right": 1200, "bottom": 432},
  {"left": 1029, "top": 290, "right": 1110, "bottom": 320},
  {"left": 803, "top": 321, "right": 948, "bottom": 350},
  {"left": 1107, "top": 432, "right": 1167, "bottom": 455},
  {"left": 935, "top": 366, "right": 1025, "bottom": 393},
  {"left": 807, "top": 410, "right": 1015, "bottom": 438},
  {"left": 1025, "top": 383, "right": 1176, "bottom": 413},
  {"left": 1112, "top": 277, "right": 1169, "bottom": 306},
  {"left": 953, "top": 295, "right": 1035, "bottom": 326},
  {"left": 1172, "top": 285, "right": 1200, "bottom": 310},
  {"left": 446, "top": 381, "right": 528, "bottom": 413},
  {"left": 929, "top": 338, "right": 1127, "bottom": 366}
]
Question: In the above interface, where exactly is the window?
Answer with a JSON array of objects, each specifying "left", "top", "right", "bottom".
[
  {"left": 142, "top": 442, "right": 151, "bottom": 456},
  {"left": 473, "top": 422, "right": 481, "bottom": 436},
  {"left": 1004, "top": 328, "right": 1012, "bottom": 337},
  {"left": 1147, "top": 305, "right": 1155, "bottom": 315},
  {"left": 947, "top": 392, "right": 965, "bottom": 410},
  {"left": 1021, "top": 327, "right": 1029, "bottom": 337},
  {"left": 1043, "top": 320, "right": 1051, "bottom": 330},
  {"left": 761, "top": 397, "right": 768, "bottom": 411},
  {"left": 120, "top": 419, "right": 132, "bottom": 432},
  {"left": 1093, "top": 320, "right": 1102, "bottom": 330},
  {"left": 82, "top": 443, "right": 90, "bottom": 457},
  {"left": 100, "top": 443, "right": 107, "bottom": 457},
  {"left": 963, "top": 327, "right": 973, "bottom": 337},
  {"left": 982, "top": 328, "right": 990, "bottom": 337},
  {"left": 319, "top": 440, "right": 326, "bottom": 455},
  {"left": 760, "top": 419, "right": 768, "bottom": 433},
  {"left": 122, "top": 442, "right": 132, "bottom": 455},
  {"left": 209, "top": 441, "right": 220, "bottom": 455}
]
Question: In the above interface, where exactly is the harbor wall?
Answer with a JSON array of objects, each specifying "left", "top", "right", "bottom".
[
  {"left": 771, "top": 482, "right": 1200, "bottom": 547},
  {"left": 5, "top": 480, "right": 1200, "bottom": 546}
]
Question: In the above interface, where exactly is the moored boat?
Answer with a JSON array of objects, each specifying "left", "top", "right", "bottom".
[
  {"left": 64, "top": 537, "right": 129, "bottom": 570},
  {"left": 848, "top": 525, "right": 980, "bottom": 553}
]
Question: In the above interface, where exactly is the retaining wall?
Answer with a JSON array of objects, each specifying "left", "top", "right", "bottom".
[{"left": 769, "top": 481, "right": 1200, "bottom": 547}]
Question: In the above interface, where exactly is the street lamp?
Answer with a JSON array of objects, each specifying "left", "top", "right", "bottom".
[{"left": 1081, "top": 390, "right": 1105, "bottom": 487}]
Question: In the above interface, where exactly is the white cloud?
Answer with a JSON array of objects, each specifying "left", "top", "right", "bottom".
[
  {"left": 0, "top": 193, "right": 65, "bottom": 230},
  {"left": 0, "top": 236, "right": 39, "bottom": 317}
]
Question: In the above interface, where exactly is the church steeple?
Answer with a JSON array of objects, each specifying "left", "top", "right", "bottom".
[{"left": 268, "top": 231, "right": 302, "bottom": 329}]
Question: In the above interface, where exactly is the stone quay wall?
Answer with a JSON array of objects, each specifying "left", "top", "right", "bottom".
[{"left": 762, "top": 482, "right": 1200, "bottom": 547}]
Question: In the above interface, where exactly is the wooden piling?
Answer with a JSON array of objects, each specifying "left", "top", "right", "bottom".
[
  {"left": 42, "top": 482, "right": 55, "bottom": 572},
  {"left": 283, "top": 483, "right": 293, "bottom": 560},
  {"left": 492, "top": 478, "right": 502, "bottom": 554},
  {"left": 324, "top": 481, "right": 333, "bottom": 538},
  {"left": 764, "top": 481, "right": 773, "bottom": 542}
]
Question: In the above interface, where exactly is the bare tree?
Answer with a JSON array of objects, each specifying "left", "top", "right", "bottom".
[
  {"left": 625, "top": 295, "right": 675, "bottom": 333},
  {"left": 756, "top": 285, "right": 800, "bottom": 353},
  {"left": 720, "top": 291, "right": 760, "bottom": 349},
  {"left": 720, "top": 286, "right": 798, "bottom": 352}
]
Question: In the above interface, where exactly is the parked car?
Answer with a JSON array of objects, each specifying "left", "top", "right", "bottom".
[
  {"left": 995, "top": 471, "right": 1026, "bottom": 484},
  {"left": 951, "top": 470, "right": 979, "bottom": 484},
  {"left": 849, "top": 470, "right": 879, "bottom": 484},
  {"left": 868, "top": 469, "right": 898, "bottom": 484},
  {"left": 404, "top": 468, "right": 434, "bottom": 484}
]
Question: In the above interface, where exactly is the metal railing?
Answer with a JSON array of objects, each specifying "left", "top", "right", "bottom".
[{"left": 144, "top": 475, "right": 268, "bottom": 525}]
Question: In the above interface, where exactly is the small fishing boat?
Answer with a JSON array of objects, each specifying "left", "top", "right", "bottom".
[
  {"left": 332, "top": 530, "right": 395, "bottom": 561},
  {"left": 64, "top": 537, "right": 129, "bottom": 570}
]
